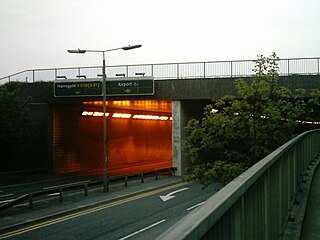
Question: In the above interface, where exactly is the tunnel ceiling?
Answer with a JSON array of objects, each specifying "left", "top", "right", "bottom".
[{"left": 83, "top": 100, "right": 172, "bottom": 113}]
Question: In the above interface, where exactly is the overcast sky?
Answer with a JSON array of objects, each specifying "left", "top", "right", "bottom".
[{"left": 1, "top": 0, "right": 320, "bottom": 77}]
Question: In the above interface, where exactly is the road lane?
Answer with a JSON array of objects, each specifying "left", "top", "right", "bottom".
[{"left": 1, "top": 182, "right": 219, "bottom": 240}]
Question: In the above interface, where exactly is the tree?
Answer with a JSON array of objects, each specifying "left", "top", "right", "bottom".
[
  {"left": 183, "top": 53, "right": 320, "bottom": 185},
  {"left": 0, "top": 83, "right": 34, "bottom": 171}
]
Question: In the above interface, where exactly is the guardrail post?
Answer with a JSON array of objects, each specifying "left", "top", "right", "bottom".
[
  {"left": 84, "top": 183, "right": 88, "bottom": 196},
  {"left": 106, "top": 177, "right": 110, "bottom": 192},
  {"left": 233, "top": 196, "right": 244, "bottom": 239},
  {"left": 177, "top": 63, "right": 179, "bottom": 79},
  {"left": 29, "top": 194, "right": 33, "bottom": 209},
  {"left": 264, "top": 169, "right": 270, "bottom": 239},
  {"left": 151, "top": 64, "right": 154, "bottom": 77},
  {"left": 59, "top": 188, "right": 63, "bottom": 203},
  {"left": 172, "top": 168, "right": 176, "bottom": 176}
]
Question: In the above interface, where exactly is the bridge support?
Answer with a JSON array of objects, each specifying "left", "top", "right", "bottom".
[
  {"left": 172, "top": 101, "right": 187, "bottom": 176},
  {"left": 172, "top": 100, "right": 210, "bottom": 176},
  {"left": 172, "top": 101, "right": 186, "bottom": 176}
]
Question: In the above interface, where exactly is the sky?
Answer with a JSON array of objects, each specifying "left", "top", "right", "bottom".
[{"left": 1, "top": 0, "right": 320, "bottom": 77}]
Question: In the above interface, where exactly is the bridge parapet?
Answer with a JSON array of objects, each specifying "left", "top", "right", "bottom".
[
  {"left": 157, "top": 129, "right": 320, "bottom": 240},
  {"left": 1, "top": 57, "right": 319, "bottom": 84}
]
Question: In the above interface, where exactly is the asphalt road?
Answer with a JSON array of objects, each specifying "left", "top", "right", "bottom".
[{"left": 1, "top": 182, "right": 219, "bottom": 240}]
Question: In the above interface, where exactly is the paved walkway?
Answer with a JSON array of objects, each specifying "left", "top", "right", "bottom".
[{"left": 301, "top": 163, "right": 320, "bottom": 240}]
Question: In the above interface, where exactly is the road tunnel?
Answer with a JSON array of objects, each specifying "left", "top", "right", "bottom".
[{"left": 52, "top": 100, "right": 172, "bottom": 177}]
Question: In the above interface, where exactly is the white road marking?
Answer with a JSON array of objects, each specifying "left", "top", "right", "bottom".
[
  {"left": 119, "top": 219, "right": 166, "bottom": 240},
  {"left": 187, "top": 201, "right": 205, "bottom": 211},
  {"left": 159, "top": 187, "right": 189, "bottom": 202},
  {"left": 0, "top": 193, "right": 14, "bottom": 198}
]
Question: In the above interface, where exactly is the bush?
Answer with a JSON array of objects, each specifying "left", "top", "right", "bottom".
[{"left": 183, "top": 53, "right": 320, "bottom": 185}]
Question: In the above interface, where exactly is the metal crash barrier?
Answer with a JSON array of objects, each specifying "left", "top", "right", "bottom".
[
  {"left": 0, "top": 167, "right": 176, "bottom": 213},
  {"left": 157, "top": 130, "right": 320, "bottom": 240}
]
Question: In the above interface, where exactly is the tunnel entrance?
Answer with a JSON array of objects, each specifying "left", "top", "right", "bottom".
[{"left": 52, "top": 100, "right": 172, "bottom": 177}]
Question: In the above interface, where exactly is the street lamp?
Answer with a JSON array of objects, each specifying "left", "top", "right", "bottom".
[{"left": 68, "top": 44, "right": 142, "bottom": 192}]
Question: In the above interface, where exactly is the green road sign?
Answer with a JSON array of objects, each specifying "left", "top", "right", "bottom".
[
  {"left": 106, "top": 77, "right": 154, "bottom": 96},
  {"left": 54, "top": 80, "right": 102, "bottom": 97},
  {"left": 54, "top": 77, "right": 154, "bottom": 97}
]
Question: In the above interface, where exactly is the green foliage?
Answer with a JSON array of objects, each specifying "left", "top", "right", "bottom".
[
  {"left": 184, "top": 161, "right": 246, "bottom": 186},
  {"left": 0, "top": 83, "right": 34, "bottom": 170},
  {"left": 183, "top": 53, "right": 320, "bottom": 185}
]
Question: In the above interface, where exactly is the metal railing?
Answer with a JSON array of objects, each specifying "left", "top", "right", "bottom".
[
  {"left": 1, "top": 57, "right": 319, "bottom": 84},
  {"left": 0, "top": 167, "right": 176, "bottom": 213},
  {"left": 157, "top": 130, "right": 320, "bottom": 240}
]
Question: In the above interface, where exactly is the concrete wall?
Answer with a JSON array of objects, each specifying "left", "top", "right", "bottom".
[{"left": 19, "top": 75, "right": 320, "bottom": 102}]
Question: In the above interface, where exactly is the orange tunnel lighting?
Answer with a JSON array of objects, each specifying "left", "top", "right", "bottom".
[
  {"left": 81, "top": 111, "right": 172, "bottom": 121},
  {"left": 93, "top": 112, "right": 104, "bottom": 117},
  {"left": 112, "top": 113, "right": 132, "bottom": 119},
  {"left": 132, "top": 115, "right": 169, "bottom": 121},
  {"left": 82, "top": 111, "right": 93, "bottom": 116},
  {"left": 82, "top": 111, "right": 109, "bottom": 117}
]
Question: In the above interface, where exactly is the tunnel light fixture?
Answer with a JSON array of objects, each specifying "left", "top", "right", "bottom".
[
  {"left": 132, "top": 115, "right": 169, "bottom": 121},
  {"left": 296, "top": 120, "right": 320, "bottom": 125},
  {"left": 81, "top": 111, "right": 172, "bottom": 121},
  {"left": 82, "top": 111, "right": 93, "bottom": 116},
  {"left": 112, "top": 113, "right": 131, "bottom": 118},
  {"left": 93, "top": 112, "right": 104, "bottom": 117},
  {"left": 79, "top": 109, "right": 320, "bottom": 125},
  {"left": 82, "top": 111, "right": 109, "bottom": 117}
]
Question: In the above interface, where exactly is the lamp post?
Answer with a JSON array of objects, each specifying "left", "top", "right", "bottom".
[{"left": 68, "top": 44, "right": 142, "bottom": 192}]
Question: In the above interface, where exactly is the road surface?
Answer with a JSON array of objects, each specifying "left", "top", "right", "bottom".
[{"left": 1, "top": 182, "right": 219, "bottom": 240}]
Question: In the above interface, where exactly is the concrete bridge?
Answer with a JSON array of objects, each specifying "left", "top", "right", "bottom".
[
  {"left": 1, "top": 57, "right": 320, "bottom": 239},
  {"left": 1, "top": 57, "right": 320, "bottom": 176}
]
